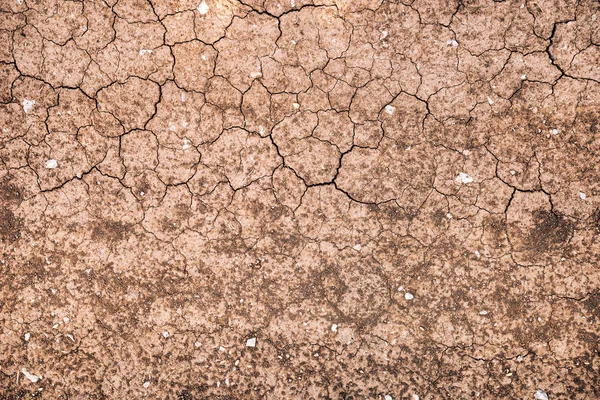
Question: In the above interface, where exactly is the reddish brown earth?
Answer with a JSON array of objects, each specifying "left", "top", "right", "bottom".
[{"left": 1, "top": 0, "right": 600, "bottom": 398}]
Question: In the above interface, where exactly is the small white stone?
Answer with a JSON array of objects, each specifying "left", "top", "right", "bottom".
[
  {"left": 455, "top": 172, "right": 473, "bottom": 184},
  {"left": 487, "top": 96, "right": 494, "bottom": 105},
  {"left": 521, "top": 74, "right": 527, "bottom": 80},
  {"left": 516, "top": 355, "right": 523, "bottom": 362},
  {"left": 293, "top": 102, "right": 300, "bottom": 109},
  {"left": 353, "top": 244, "right": 362, "bottom": 251},
  {"left": 446, "top": 213, "right": 453, "bottom": 219},
  {"left": 479, "top": 310, "right": 488, "bottom": 315},
  {"left": 384, "top": 105, "right": 396, "bottom": 115},
  {"left": 219, "top": 346, "right": 226, "bottom": 352},
  {"left": 23, "top": 99, "right": 35, "bottom": 113},
  {"left": 579, "top": 191, "right": 586, "bottom": 200},
  {"left": 551, "top": 128, "right": 558, "bottom": 135},
  {"left": 385, "top": 395, "right": 393, "bottom": 400},
  {"left": 331, "top": 323, "right": 338, "bottom": 332},
  {"left": 143, "top": 381, "right": 150, "bottom": 388},
  {"left": 412, "top": 394, "right": 420, "bottom": 400},
  {"left": 510, "top": 170, "right": 516, "bottom": 175},
  {"left": 197, "top": 0, "right": 209, "bottom": 14},
  {"left": 405, "top": 292, "right": 414, "bottom": 300},
  {"left": 24, "top": 333, "right": 31, "bottom": 341},
  {"left": 162, "top": 331, "right": 169, "bottom": 338},
  {"left": 447, "top": 39, "right": 458, "bottom": 47},
  {"left": 397, "top": 285, "right": 404, "bottom": 292},
  {"left": 45, "top": 159, "right": 58, "bottom": 169},
  {"left": 380, "top": 30, "right": 388, "bottom": 41},
  {"left": 139, "top": 49, "right": 152, "bottom": 56},
  {"left": 534, "top": 389, "right": 549, "bottom": 400},
  {"left": 182, "top": 139, "right": 192, "bottom": 150},
  {"left": 246, "top": 337, "right": 256, "bottom": 347},
  {"left": 475, "top": 250, "right": 481, "bottom": 258},
  {"left": 22, "top": 368, "right": 40, "bottom": 383}
]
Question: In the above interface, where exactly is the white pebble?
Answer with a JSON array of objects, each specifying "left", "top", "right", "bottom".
[
  {"left": 162, "top": 331, "right": 169, "bottom": 338},
  {"left": 534, "top": 389, "right": 549, "bottom": 400},
  {"left": 447, "top": 39, "right": 458, "bottom": 47},
  {"left": 455, "top": 172, "right": 473, "bottom": 184},
  {"left": 579, "top": 191, "right": 586, "bottom": 200},
  {"left": 21, "top": 368, "right": 40, "bottom": 383},
  {"left": 24, "top": 332, "right": 31, "bottom": 341},
  {"left": 143, "top": 381, "right": 150, "bottom": 388},
  {"left": 405, "top": 292, "right": 414, "bottom": 300},
  {"left": 551, "top": 128, "right": 558, "bottom": 135},
  {"left": 22, "top": 99, "right": 35, "bottom": 113},
  {"left": 197, "top": 0, "right": 209, "bottom": 14},
  {"left": 246, "top": 337, "right": 256, "bottom": 347},
  {"left": 45, "top": 159, "right": 58, "bottom": 169},
  {"left": 479, "top": 310, "right": 488, "bottom": 315},
  {"left": 385, "top": 396, "right": 393, "bottom": 400},
  {"left": 353, "top": 244, "right": 362, "bottom": 251},
  {"left": 412, "top": 394, "right": 420, "bottom": 400},
  {"left": 384, "top": 105, "right": 396, "bottom": 115},
  {"left": 331, "top": 324, "right": 338, "bottom": 332}
]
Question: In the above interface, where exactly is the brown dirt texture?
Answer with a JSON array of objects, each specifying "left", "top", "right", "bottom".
[{"left": 1, "top": 0, "right": 600, "bottom": 398}]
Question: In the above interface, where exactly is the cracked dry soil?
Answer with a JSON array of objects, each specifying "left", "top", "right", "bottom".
[{"left": 1, "top": 0, "right": 600, "bottom": 398}]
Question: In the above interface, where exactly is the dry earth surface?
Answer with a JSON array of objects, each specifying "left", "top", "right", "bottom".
[{"left": 1, "top": 0, "right": 600, "bottom": 398}]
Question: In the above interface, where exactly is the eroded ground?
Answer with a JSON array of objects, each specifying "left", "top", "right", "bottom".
[{"left": 1, "top": 0, "right": 600, "bottom": 398}]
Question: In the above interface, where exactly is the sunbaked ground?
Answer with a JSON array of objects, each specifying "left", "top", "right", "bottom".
[{"left": 1, "top": 0, "right": 600, "bottom": 398}]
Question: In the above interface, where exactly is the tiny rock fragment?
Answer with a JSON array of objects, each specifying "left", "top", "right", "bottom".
[
  {"left": 385, "top": 396, "right": 393, "bottom": 400},
  {"left": 579, "top": 192, "right": 586, "bottom": 200},
  {"left": 197, "top": 1, "right": 209, "bottom": 15},
  {"left": 412, "top": 395, "right": 420, "bottom": 400},
  {"left": 479, "top": 310, "right": 488, "bottom": 315},
  {"left": 45, "top": 159, "right": 58, "bottom": 169},
  {"left": 405, "top": 292, "right": 414, "bottom": 300},
  {"left": 22, "top": 99, "right": 35, "bottom": 113},
  {"left": 384, "top": 105, "right": 396, "bottom": 115},
  {"left": 143, "top": 381, "right": 150, "bottom": 388},
  {"left": 352, "top": 244, "right": 362, "bottom": 251},
  {"left": 22, "top": 368, "right": 40, "bottom": 383},
  {"left": 455, "top": 172, "right": 473, "bottom": 184},
  {"left": 380, "top": 30, "right": 388, "bottom": 41},
  {"left": 331, "top": 323, "right": 338, "bottom": 332},
  {"left": 24, "top": 333, "right": 30, "bottom": 341},
  {"left": 447, "top": 39, "right": 459, "bottom": 47},
  {"left": 246, "top": 337, "right": 256, "bottom": 347},
  {"left": 162, "top": 331, "right": 169, "bottom": 338},
  {"left": 534, "top": 389, "right": 549, "bottom": 400}
]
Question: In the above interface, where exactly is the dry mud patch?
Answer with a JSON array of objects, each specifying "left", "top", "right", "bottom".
[{"left": 1, "top": 0, "right": 600, "bottom": 398}]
